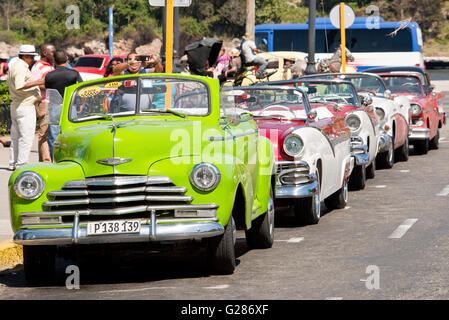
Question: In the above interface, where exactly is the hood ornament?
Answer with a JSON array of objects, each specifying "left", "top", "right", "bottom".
[{"left": 97, "top": 157, "right": 132, "bottom": 166}]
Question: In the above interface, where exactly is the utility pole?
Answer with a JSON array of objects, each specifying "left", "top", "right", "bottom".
[
  {"left": 246, "top": 0, "right": 255, "bottom": 39},
  {"left": 305, "top": 0, "right": 317, "bottom": 74}
]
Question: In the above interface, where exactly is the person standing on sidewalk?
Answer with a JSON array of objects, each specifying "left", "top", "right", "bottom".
[
  {"left": 31, "top": 43, "right": 55, "bottom": 163},
  {"left": 6, "top": 45, "right": 41, "bottom": 171},
  {"left": 44, "top": 50, "right": 82, "bottom": 160}
]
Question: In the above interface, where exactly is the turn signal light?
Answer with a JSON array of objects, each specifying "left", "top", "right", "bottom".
[{"left": 385, "top": 125, "right": 390, "bottom": 131}]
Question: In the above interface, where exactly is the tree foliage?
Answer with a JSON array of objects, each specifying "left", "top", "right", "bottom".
[{"left": 0, "top": 0, "right": 447, "bottom": 45}]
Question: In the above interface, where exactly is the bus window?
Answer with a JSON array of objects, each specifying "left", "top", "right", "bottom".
[{"left": 273, "top": 28, "right": 413, "bottom": 53}]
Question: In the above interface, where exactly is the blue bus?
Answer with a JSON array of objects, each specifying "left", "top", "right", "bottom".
[{"left": 255, "top": 17, "right": 424, "bottom": 71}]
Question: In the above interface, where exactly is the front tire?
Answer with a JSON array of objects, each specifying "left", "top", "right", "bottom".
[
  {"left": 366, "top": 160, "right": 376, "bottom": 179},
  {"left": 23, "top": 245, "right": 56, "bottom": 285},
  {"left": 429, "top": 129, "right": 439, "bottom": 150},
  {"left": 294, "top": 171, "right": 321, "bottom": 225},
  {"left": 377, "top": 136, "right": 394, "bottom": 169},
  {"left": 349, "top": 164, "right": 366, "bottom": 190},
  {"left": 414, "top": 138, "right": 429, "bottom": 155},
  {"left": 245, "top": 186, "right": 275, "bottom": 249},
  {"left": 324, "top": 179, "right": 348, "bottom": 210},
  {"left": 395, "top": 135, "right": 409, "bottom": 162},
  {"left": 207, "top": 217, "right": 236, "bottom": 275}
]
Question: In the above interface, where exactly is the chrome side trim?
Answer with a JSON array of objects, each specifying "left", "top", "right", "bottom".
[{"left": 208, "top": 129, "right": 258, "bottom": 141}]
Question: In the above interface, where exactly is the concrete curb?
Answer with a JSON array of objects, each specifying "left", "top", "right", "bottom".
[{"left": 0, "top": 239, "right": 23, "bottom": 272}]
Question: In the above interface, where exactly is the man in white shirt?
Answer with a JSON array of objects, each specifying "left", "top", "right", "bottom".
[
  {"left": 6, "top": 45, "right": 41, "bottom": 170},
  {"left": 241, "top": 33, "right": 268, "bottom": 79}
]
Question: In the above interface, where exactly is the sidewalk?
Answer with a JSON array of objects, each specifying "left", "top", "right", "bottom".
[{"left": 0, "top": 135, "right": 38, "bottom": 270}]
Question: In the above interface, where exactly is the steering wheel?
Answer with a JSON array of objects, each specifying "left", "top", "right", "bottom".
[
  {"left": 402, "top": 82, "right": 416, "bottom": 87},
  {"left": 260, "top": 105, "right": 296, "bottom": 118},
  {"left": 357, "top": 89, "right": 377, "bottom": 96}
]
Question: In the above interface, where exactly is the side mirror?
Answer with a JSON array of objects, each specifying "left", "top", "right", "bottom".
[
  {"left": 308, "top": 109, "right": 318, "bottom": 120},
  {"left": 425, "top": 85, "right": 434, "bottom": 94},
  {"left": 361, "top": 95, "right": 373, "bottom": 106},
  {"left": 384, "top": 89, "right": 392, "bottom": 100},
  {"left": 333, "top": 104, "right": 342, "bottom": 112}
]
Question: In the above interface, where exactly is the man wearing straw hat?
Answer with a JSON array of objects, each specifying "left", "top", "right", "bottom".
[{"left": 6, "top": 45, "right": 41, "bottom": 171}]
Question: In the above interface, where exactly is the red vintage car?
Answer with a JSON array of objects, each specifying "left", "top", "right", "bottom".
[
  {"left": 376, "top": 72, "right": 445, "bottom": 154},
  {"left": 73, "top": 54, "right": 127, "bottom": 81},
  {"left": 221, "top": 86, "right": 354, "bottom": 225}
]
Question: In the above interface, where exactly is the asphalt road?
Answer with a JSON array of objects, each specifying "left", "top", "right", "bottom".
[{"left": 0, "top": 100, "right": 448, "bottom": 300}]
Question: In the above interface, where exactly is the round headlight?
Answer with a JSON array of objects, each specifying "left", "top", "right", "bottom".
[
  {"left": 375, "top": 108, "right": 385, "bottom": 121},
  {"left": 190, "top": 163, "right": 221, "bottom": 192},
  {"left": 283, "top": 134, "right": 304, "bottom": 157},
  {"left": 14, "top": 171, "right": 45, "bottom": 200},
  {"left": 411, "top": 103, "right": 422, "bottom": 116},
  {"left": 346, "top": 114, "right": 361, "bottom": 131}
]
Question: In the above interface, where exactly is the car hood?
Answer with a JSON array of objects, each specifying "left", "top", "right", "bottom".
[{"left": 55, "top": 118, "right": 212, "bottom": 177}]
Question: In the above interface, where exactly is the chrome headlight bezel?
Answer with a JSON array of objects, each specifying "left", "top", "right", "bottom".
[
  {"left": 375, "top": 107, "right": 385, "bottom": 121},
  {"left": 14, "top": 171, "right": 45, "bottom": 200},
  {"left": 411, "top": 103, "right": 423, "bottom": 116},
  {"left": 189, "top": 163, "right": 221, "bottom": 192},
  {"left": 283, "top": 134, "right": 304, "bottom": 157},
  {"left": 345, "top": 114, "right": 362, "bottom": 132}
]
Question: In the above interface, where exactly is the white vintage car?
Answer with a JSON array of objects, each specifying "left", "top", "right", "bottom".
[
  {"left": 221, "top": 85, "right": 354, "bottom": 225},
  {"left": 266, "top": 78, "right": 380, "bottom": 191}
]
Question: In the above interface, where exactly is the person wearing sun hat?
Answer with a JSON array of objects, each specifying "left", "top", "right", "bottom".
[
  {"left": 0, "top": 53, "right": 9, "bottom": 80},
  {"left": 6, "top": 44, "right": 41, "bottom": 171}
]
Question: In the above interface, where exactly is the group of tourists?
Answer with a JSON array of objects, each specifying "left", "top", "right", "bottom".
[
  {"left": 3, "top": 44, "right": 82, "bottom": 171},
  {"left": 0, "top": 33, "right": 266, "bottom": 170}
]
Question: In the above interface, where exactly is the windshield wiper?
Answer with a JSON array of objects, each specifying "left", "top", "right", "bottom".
[{"left": 144, "top": 108, "right": 186, "bottom": 118}]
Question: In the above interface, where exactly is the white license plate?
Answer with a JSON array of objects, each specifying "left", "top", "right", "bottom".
[{"left": 87, "top": 219, "right": 141, "bottom": 236}]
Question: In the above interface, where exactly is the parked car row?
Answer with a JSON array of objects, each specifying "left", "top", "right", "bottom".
[{"left": 8, "top": 66, "right": 445, "bottom": 285}]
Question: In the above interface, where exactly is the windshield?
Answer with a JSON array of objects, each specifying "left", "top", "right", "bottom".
[
  {"left": 220, "top": 87, "right": 308, "bottom": 120},
  {"left": 381, "top": 76, "right": 424, "bottom": 96},
  {"left": 74, "top": 57, "right": 105, "bottom": 69},
  {"left": 70, "top": 77, "right": 209, "bottom": 121},
  {"left": 300, "top": 74, "right": 386, "bottom": 95},
  {"left": 293, "top": 82, "right": 359, "bottom": 107}
]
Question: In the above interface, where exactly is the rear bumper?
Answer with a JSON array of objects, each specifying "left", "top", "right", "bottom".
[
  {"left": 409, "top": 127, "right": 430, "bottom": 141},
  {"left": 14, "top": 219, "right": 224, "bottom": 246}
]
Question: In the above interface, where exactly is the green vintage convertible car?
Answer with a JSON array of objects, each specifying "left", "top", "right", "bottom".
[{"left": 9, "top": 74, "right": 276, "bottom": 283}]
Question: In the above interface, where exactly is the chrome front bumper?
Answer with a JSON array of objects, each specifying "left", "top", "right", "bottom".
[
  {"left": 275, "top": 161, "right": 318, "bottom": 199},
  {"left": 276, "top": 178, "right": 318, "bottom": 199},
  {"left": 350, "top": 136, "right": 369, "bottom": 166},
  {"left": 14, "top": 215, "right": 224, "bottom": 246},
  {"left": 409, "top": 127, "right": 430, "bottom": 141},
  {"left": 377, "top": 134, "right": 392, "bottom": 153}
]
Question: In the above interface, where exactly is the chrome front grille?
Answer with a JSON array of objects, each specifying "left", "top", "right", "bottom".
[
  {"left": 276, "top": 161, "right": 311, "bottom": 185},
  {"left": 20, "top": 175, "right": 218, "bottom": 227}
]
